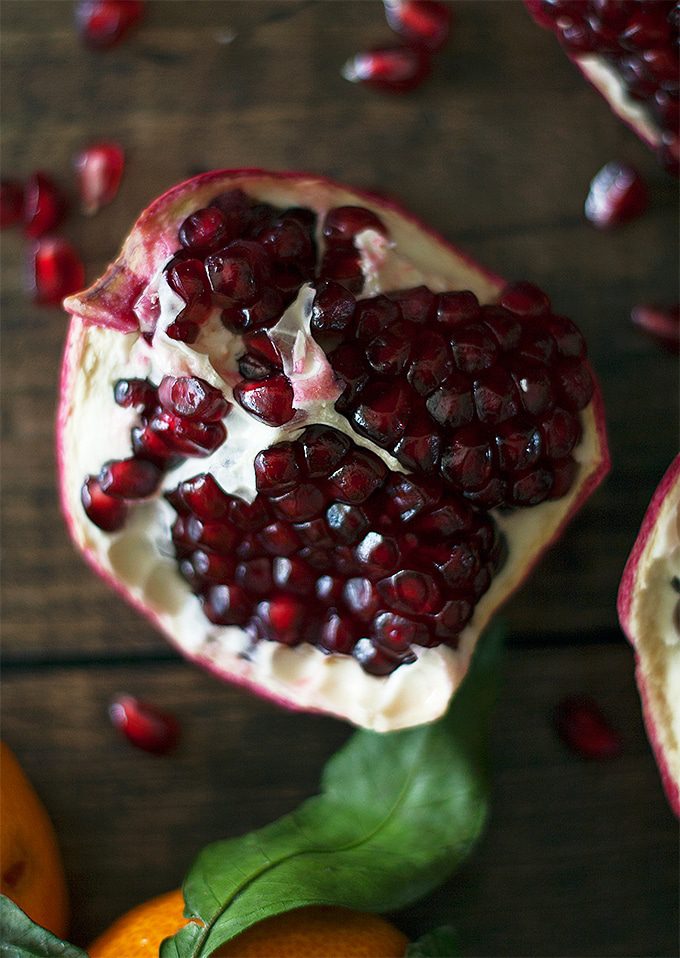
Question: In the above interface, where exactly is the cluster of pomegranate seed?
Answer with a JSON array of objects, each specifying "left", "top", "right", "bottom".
[
  {"left": 310, "top": 278, "right": 592, "bottom": 508},
  {"left": 165, "top": 425, "right": 505, "bottom": 675},
  {"left": 3, "top": 143, "right": 125, "bottom": 304},
  {"left": 75, "top": 0, "right": 145, "bottom": 49},
  {"left": 342, "top": 0, "right": 452, "bottom": 93},
  {"left": 81, "top": 375, "right": 230, "bottom": 531},
  {"left": 525, "top": 0, "right": 679, "bottom": 174}
]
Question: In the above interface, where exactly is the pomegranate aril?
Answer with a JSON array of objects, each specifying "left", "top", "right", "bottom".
[
  {"left": 500, "top": 281, "right": 551, "bottom": 317},
  {"left": 436, "top": 291, "right": 481, "bottom": 328},
  {"left": 393, "top": 411, "right": 442, "bottom": 474},
  {"left": 631, "top": 303, "right": 680, "bottom": 353},
  {"left": 496, "top": 417, "right": 543, "bottom": 471},
  {"left": 540, "top": 407, "right": 581, "bottom": 459},
  {"left": 550, "top": 458, "right": 579, "bottom": 499},
  {"left": 319, "top": 612, "right": 356, "bottom": 654},
  {"left": 366, "top": 330, "right": 411, "bottom": 375},
  {"left": 74, "top": 141, "right": 124, "bottom": 215},
  {"left": 99, "top": 457, "right": 161, "bottom": 499},
  {"left": 432, "top": 597, "right": 473, "bottom": 639},
  {"left": 243, "top": 330, "right": 283, "bottom": 368},
  {"left": 114, "top": 377, "right": 156, "bottom": 411},
  {"left": 356, "top": 532, "right": 401, "bottom": 578},
  {"left": 131, "top": 425, "right": 184, "bottom": 467},
  {"left": 323, "top": 206, "right": 389, "bottom": 244},
  {"left": 319, "top": 248, "right": 364, "bottom": 293},
  {"left": 621, "top": 10, "right": 671, "bottom": 50},
  {"left": 341, "top": 45, "right": 431, "bottom": 94},
  {"left": 316, "top": 575, "right": 344, "bottom": 604},
  {"left": 236, "top": 558, "right": 273, "bottom": 595},
  {"left": 543, "top": 315, "right": 586, "bottom": 358},
  {"left": 473, "top": 367, "right": 520, "bottom": 424},
  {"left": 158, "top": 376, "right": 229, "bottom": 422},
  {"left": 295, "top": 518, "right": 334, "bottom": 549},
  {"left": 354, "top": 295, "right": 400, "bottom": 341},
  {"left": 270, "top": 484, "right": 325, "bottom": 522},
  {"left": 388, "top": 285, "right": 436, "bottom": 324},
  {"left": 235, "top": 288, "right": 286, "bottom": 333},
  {"left": 150, "top": 413, "right": 226, "bottom": 457},
  {"left": 205, "top": 240, "right": 269, "bottom": 306},
  {"left": 233, "top": 375, "right": 295, "bottom": 426},
  {"left": 343, "top": 577, "right": 380, "bottom": 621},
  {"left": 260, "top": 218, "right": 313, "bottom": 264},
  {"left": 301, "top": 425, "right": 351, "bottom": 478},
  {"left": 179, "top": 207, "right": 232, "bottom": 252},
  {"left": 413, "top": 501, "right": 472, "bottom": 537},
  {"left": 554, "top": 358, "right": 594, "bottom": 411},
  {"left": 513, "top": 362, "right": 555, "bottom": 416},
  {"left": 0, "top": 180, "right": 23, "bottom": 229},
  {"left": 435, "top": 542, "right": 480, "bottom": 589},
  {"left": 450, "top": 323, "right": 499, "bottom": 373},
  {"left": 353, "top": 638, "right": 416, "bottom": 676},
  {"left": 202, "top": 584, "right": 250, "bottom": 626},
  {"left": 257, "top": 596, "right": 305, "bottom": 644},
  {"left": 440, "top": 426, "right": 494, "bottom": 490},
  {"left": 510, "top": 466, "right": 554, "bottom": 506},
  {"left": 209, "top": 188, "right": 251, "bottom": 232},
  {"left": 426, "top": 372, "right": 474, "bottom": 429},
  {"left": 585, "top": 162, "right": 648, "bottom": 228},
  {"left": 29, "top": 238, "right": 85, "bottom": 305},
  {"left": 228, "top": 496, "right": 268, "bottom": 531},
  {"left": 189, "top": 518, "right": 238, "bottom": 554},
  {"left": 311, "top": 280, "right": 356, "bottom": 335},
  {"left": 554, "top": 695, "right": 623, "bottom": 759},
  {"left": 351, "top": 379, "right": 411, "bottom": 446},
  {"left": 378, "top": 569, "right": 442, "bottom": 615},
  {"left": 109, "top": 694, "right": 179, "bottom": 755},
  {"left": 166, "top": 257, "right": 210, "bottom": 303},
  {"left": 407, "top": 332, "right": 452, "bottom": 395},
  {"left": 259, "top": 521, "right": 300, "bottom": 557},
  {"left": 384, "top": 474, "right": 441, "bottom": 521},
  {"left": 273, "top": 556, "right": 316, "bottom": 595},
  {"left": 327, "top": 448, "right": 387, "bottom": 504},
  {"left": 81, "top": 475, "right": 129, "bottom": 531},
  {"left": 23, "top": 172, "right": 66, "bottom": 239},
  {"left": 373, "top": 611, "right": 430, "bottom": 649},
  {"left": 326, "top": 503, "right": 370, "bottom": 544},
  {"left": 166, "top": 318, "right": 200, "bottom": 344},
  {"left": 254, "top": 442, "right": 301, "bottom": 494},
  {"left": 383, "top": 0, "right": 452, "bottom": 51},
  {"left": 76, "top": 0, "right": 145, "bottom": 48},
  {"left": 482, "top": 306, "right": 522, "bottom": 351},
  {"left": 190, "top": 549, "right": 236, "bottom": 584},
  {"left": 328, "top": 343, "right": 370, "bottom": 411}
]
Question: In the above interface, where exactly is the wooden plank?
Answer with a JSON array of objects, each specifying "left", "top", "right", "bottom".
[
  {"left": 1, "top": 1, "right": 677, "bottom": 656},
  {"left": 2, "top": 646, "right": 676, "bottom": 956}
]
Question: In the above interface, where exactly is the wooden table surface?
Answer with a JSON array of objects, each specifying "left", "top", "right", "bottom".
[{"left": 1, "top": 2, "right": 678, "bottom": 955}]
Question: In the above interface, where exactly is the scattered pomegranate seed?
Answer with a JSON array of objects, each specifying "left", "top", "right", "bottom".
[
  {"left": 585, "top": 162, "right": 649, "bottom": 228},
  {"left": 554, "top": 695, "right": 623, "bottom": 760},
  {"left": 99, "top": 457, "right": 162, "bottom": 499},
  {"left": 29, "top": 237, "right": 85, "bottom": 305},
  {"left": 23, "top": 172, "right": 67, "bottom": 239},
  {"left": 233, "top": 375, "right": 296, "bottom": 426},
  {"left": 81, "top": 475, "right": 129, "bottom": 531},
  {"left": 75, "top": 0, "right": 145, "bottom": 49},
  {"left": 383, "top": 0, "right": 453, "bottom": 51},
  {"left": 341, "top": 45, "right": 431, "bottom": 93},
  {"left": 73, "top": 141, "right": 125, "bottom": 215},
  {"left": 0, "top": 180, "right": 23, "bottom": 229},
  {"left": 109, "top": 694, "right": 180, "bottom": 754},
  {"left": 631, "top": 303, "right": 680, "bottom": 354},
  {"left": 157, "top": 376, "right": 230, "bottom": 422}
]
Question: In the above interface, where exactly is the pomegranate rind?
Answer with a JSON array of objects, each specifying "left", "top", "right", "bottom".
[
  {"left": 59, "top": 170, "right": 610, "bottom": 731},
  {"left": 617, "top": 456, "right": 680, "bottom": 814}
]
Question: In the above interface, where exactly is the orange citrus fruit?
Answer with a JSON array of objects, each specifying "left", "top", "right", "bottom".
[
  {"left": 88, "top": 888, "right": 409, "bottom": 958},
  {"left": 0, "top": 741, "right": 69, "bottom": 937}
]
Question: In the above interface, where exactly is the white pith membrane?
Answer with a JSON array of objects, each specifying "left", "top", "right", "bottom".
[
  {"left": 60, "top": 173, "right": 607, "bottom": 731},
  {"left": 576, "top": 55, "right": 661, "bottom": 149},
  {"left": 619, "top": 458, "right": 680, "bottom": 810}
]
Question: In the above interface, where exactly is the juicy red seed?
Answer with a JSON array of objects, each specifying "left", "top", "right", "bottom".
[
  {"left": 413, "top": 501, "right": 472, "bottom": 536},
  {"left": 179, "top": 207, "right": 231, "bottom": 251},
  {"left": 327, "top": 449, "right": 388, "bottom": 504},
  {"left": 260, "top": 218, "right": 312, "bottom": 263},
  {"left": 0, "top": 180, "right": 23, "bottom": 229},
  {"left": 384, "top": 474, "right": 441, "bottom": 520},
  {"left": 436, "top": 291, "right": 480, "bottom": 328},
  {"left": 316, "top": 575, "right": 344, "bottom": 603},
  {"left": 550, "top": 458, "right": 579, "bottom": 499},
  {"left": 351, "top": 380, "right": 411, "bottom": 446},
  {"left": 554, "top": 695, "right": 623, "bottom": 760},
  {"left": 355, "top": 295, "right": 400, "bottom": 341},
  {"left": 109, "top": 694, "right": 179, "bottom": 755},
  {"left": 236, "top": 558, "right": 273, "bottom": 595},
  {"left": 495, "top": 417, "right": 543, "bottom": 471},
  {"left": 481, "top": 307, "right": 522, "bottom": 351},
  {"left": 584, "top": 162, "right": 648, "bottom": 228},
  {"left": 319, "top": 613, "right": 356, "bottom": 654},
  {"left": 311, "top": 280, "right": 357, "bottom": 334},
  {"left": 74, "top": 141, "right": 124, "bottom": 215},
  {"left": 378, "top": 570, "right": 442, "bottom": 615},
  {"left": 149, "top": 412, "right": 227, "bottom": 456},
  {"left": 353, "top": 638, "right": 416, "bottom": 676},
  {"left": 356, "top": 532, "right": 401, "bottom": 577},
  {"left": 254, "top": 443, "right": 300, "bottom": 494},
  {"left": 387, "top": 285, "right": 436, "bottom": 323},
  {"left": 166, "top": 258, "right": 210, "bottom": 304},
  {"left": 81, "top": 475, "right": 129, "bottom": 531},
  {"left": 209, "top": 188, "right": 251, "bottom": 228},
  {"left": 202, "top": 584, "right": 250, "bottom": 625},
  {"left": 435, "top": 542, "right": 480, "bottom": 589},
  {"left": 229, "top": 288, "right": 286, "bottom": 333},
  {"left": 270, "top": 484, "right": 326, "bottom": 522},
  {"left": 190, "top": 549, "right": 236, "bottom": 584},
  {"left": 513, "top": 363, "right": 555, "bottom": 416},
  {"left": 631, "top": 303, "right": 680, "bottom": 353},
  {"left": 450, "top": 323, "right": 499, "bottom": 373},
  {"left": 29, "top": 238, "right": 85, "bottom": 305},
  {"left": 541, "top": 407, "right": 581, "bottom": 459},
  {"left": 500, "top": 281, "right": 551, "bottom": 317},
  {"left": 393, "top": 411, "right": 441, "bottom": 474},
  {"left": 373, "top": 611, "right": 429, "bottom": 649},
  {"left": 407, "top": 332, "right": 452, "bottom": 395},
  {"left": 384, "top": 0, "right": 452, "bottom": 51},
  {"left": 173, "top": 476, "right": 230, "bottom": 519},
  {"left": 343, "top": 577, "right": 380, "bottom": 621},
  {"left": 295, "top": 518, "right": 334, "bottom": 549},
  {"left": 473, "top": 367, "right": 520, "bottom": 424},
  {"left": 234, "top": 375, "right": 295, "bottom": 426},
  {"left": 554, "top": 359, "right": 594, "bottom": 411},
  {"left": 131, "top": 425, "right": 183, "bottom": 466},
  {"left": 326, "top": 503, "right": 371, "bottom": 544},
  {"left": 99, "top": 458, "right": 161, "bottom": 499},
  {"left": 189, "top": 518, "right": 238, "bottom": 553},
  {"left": 433, "top": 598, "right": 473, "bottom": 638},
  {"left": 273, "top": 556, "right": 317, "bottom": 595},
  {"left": 365, "top": 330, "right": 411, "bottom": 375},
  {"left": 440, "top": 426, "right": 494, "bottom": 490},
  {"left": 426, "top": 372, "right": 474, "bottom": 428},
  {"left": 157, "top": 376, "right": 229, "bottom": 422},
  {"left": 341, "top": 45, "right": 431, "bottom": 94},
  {"left": 205, "top": 240, "right": 270, "bottom": 306},
  {"left": 510, "top": 466, "right": 554, "bottom": 506},
  {"left": 23, "top": 172, "right": 66, "bottom": 238},
  {"left": 621, "top": 10, "right": 671, "bottom": 50},
  {"left": 258, "top": 596, "right": 305, "bottom": 643},
  {"left": 75, "top": 0, "right": 145, "bottom": 48},
  {"left": 319, "top": 248, "right": 364, "bottom": 293},
  {"left": 329, "top": 344, "right": 370, "bottom": 410},
  {"left": 166, "top": 319, "right": 200, "bottom": 344},
  {"left": 113, "top": 377, "right": 156, "bottom": 411},
  {"left": 543, "top": 315, "right": 586, "bottom": 358},
  {"left": 323, "top": 206, "right": 389, "bottom": 244},
  {"left": 301, "top": 425, "right": 351, "bottom": 477},
  {"left": 243, "top": 331, "right": 283, "bottom": 367},
  {"left": 259, "top": 521, "right": 300, "bottom": 557}
]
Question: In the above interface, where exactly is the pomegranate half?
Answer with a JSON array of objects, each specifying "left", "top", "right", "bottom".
[
  {"left": 618, "top": 456, "right": 680, "bottom": 814},
  {"left": 59, "top": 170, "right": 609, "bottom": 731}
]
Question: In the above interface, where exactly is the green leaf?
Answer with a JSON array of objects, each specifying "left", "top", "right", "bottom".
[
  {"left": 162, "top": 624, "right": 504, "bottom": 958},
  {"left": 405, "top": 925, "right": 461, "bottom": 957},
  {"left": 0, "top": 896, "right": 87, "bottom": 958}
]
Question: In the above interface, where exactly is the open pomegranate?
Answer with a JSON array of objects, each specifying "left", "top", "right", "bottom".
[
  {"left": 58, "top": 170, "right": 609, "bottom": 731},
  {"left": 525, "top": 0, "right": 679, "bottom": 174},
  {"left": 618, "top": 456, "right": 680, "bottom": 814}
]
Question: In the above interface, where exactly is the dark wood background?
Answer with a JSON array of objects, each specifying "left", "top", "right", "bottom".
[{"left": 1, "top": 2, "right": 678, "bottom": 955}]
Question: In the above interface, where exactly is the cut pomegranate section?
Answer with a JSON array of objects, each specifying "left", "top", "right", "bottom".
[
  {"left": 525, "top": 0, "right": 679, "bottom": 170},
  {"left": 618, "top": 456, "right": 680, "bottom": 814},
  {"left": 59, "top": 170, "right": 608, "bottom": 731}
]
